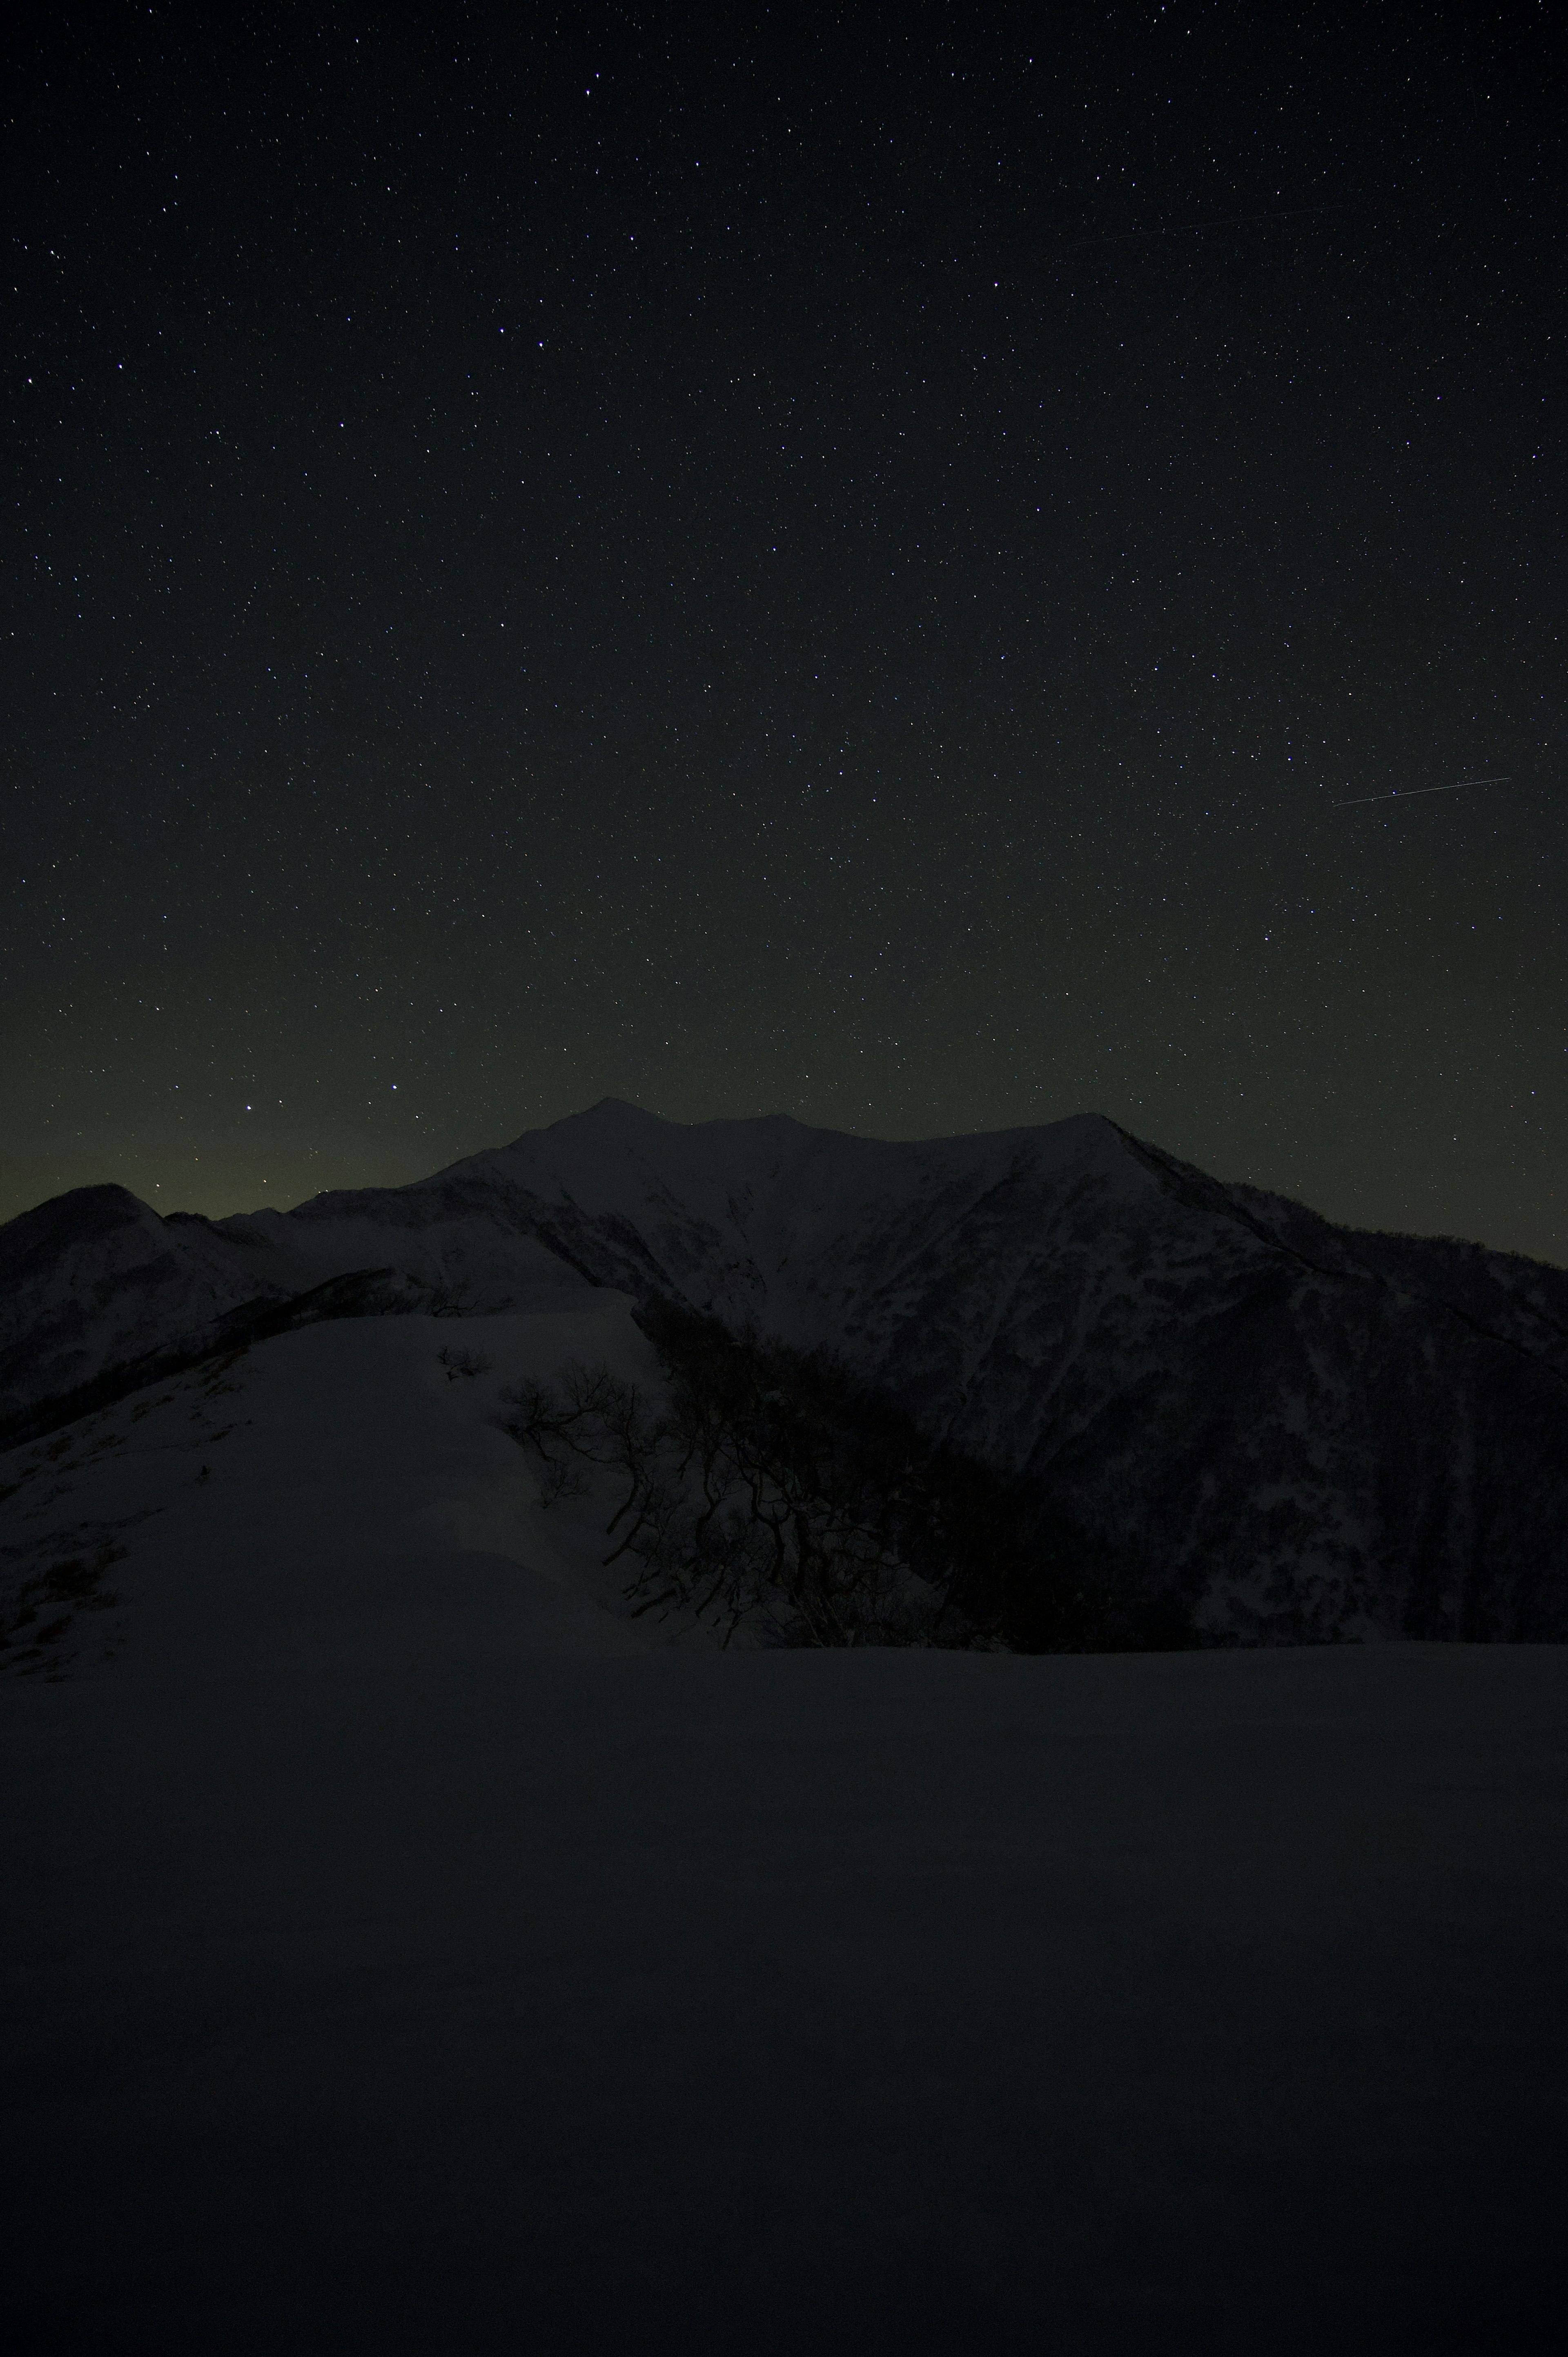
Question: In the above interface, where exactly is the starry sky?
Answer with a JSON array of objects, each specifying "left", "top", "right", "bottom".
[{"left": 4, "top": 4, "right": 1564, "bottom": 1258}]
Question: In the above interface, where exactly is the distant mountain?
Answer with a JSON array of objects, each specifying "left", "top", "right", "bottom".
[{"left": 3, "top": 1099, "right": 1565, "bottom": 1643}]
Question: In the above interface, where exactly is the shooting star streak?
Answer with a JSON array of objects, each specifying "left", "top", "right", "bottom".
[{"left": 1333, "top": 775, "right": 1510, "bottom": 809}]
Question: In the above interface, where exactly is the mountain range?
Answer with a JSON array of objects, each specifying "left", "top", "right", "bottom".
[{"left": 3, "top": 1098, "right": 1565, "bottom": 1644}]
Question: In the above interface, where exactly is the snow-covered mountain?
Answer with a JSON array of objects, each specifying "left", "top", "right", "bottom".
[{"left": 4, "top": 1098, "right": 1566, "bottom": 1642}]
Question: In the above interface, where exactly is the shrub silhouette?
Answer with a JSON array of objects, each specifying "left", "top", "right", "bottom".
[{"left": 500, "top": 1298, "right": 1183, "bottom": 1651}]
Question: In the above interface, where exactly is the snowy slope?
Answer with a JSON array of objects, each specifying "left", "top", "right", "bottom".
[
  {"left": 0, "top": 1302, "right": 685, "bottom": 1689},
  {"left": 4, "top": 1098, "right": 1566, "bottom": 1641}
]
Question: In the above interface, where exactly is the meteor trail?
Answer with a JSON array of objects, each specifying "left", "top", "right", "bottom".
[{"left": 1333, "top": 775, "right": 1510, "bottom": 809}]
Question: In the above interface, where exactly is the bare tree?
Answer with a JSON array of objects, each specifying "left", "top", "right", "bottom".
[{"left": 499, "top": 1318, "right": 962, "bottom": 1646}]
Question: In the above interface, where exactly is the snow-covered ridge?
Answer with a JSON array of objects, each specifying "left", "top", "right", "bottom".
[{"left": 3, "top": 1098, "right": 1566, "bottom": 1641}]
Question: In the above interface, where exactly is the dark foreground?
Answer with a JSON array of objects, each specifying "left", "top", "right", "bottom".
[{"left": 5, "top": 1626, "right": 1565, "bottom": 2355}]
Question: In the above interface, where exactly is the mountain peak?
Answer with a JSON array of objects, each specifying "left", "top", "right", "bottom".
[{"left": 0, "top": 1182, "right": 162, "bottom": 1263}]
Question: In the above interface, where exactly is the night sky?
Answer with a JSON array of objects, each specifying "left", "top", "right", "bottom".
[{"left": 5, "top": 6, "right": 1564, "bottom": 1258}]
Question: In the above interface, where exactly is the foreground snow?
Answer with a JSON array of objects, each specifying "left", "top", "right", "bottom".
[{"left": 2, "top": 1315, "right": 1564, "bottom": 2351}]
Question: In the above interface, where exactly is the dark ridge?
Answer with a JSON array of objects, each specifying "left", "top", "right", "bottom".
[
  {"left": 164, "top": 1209, "right": 274, "bottom": 1249},
  {"left": 0, "top": 1269, "right": 403, "bottom": 1453},
  {"left": 1121, "top": 1126, "right": 1568, "bottom": 1389}
]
